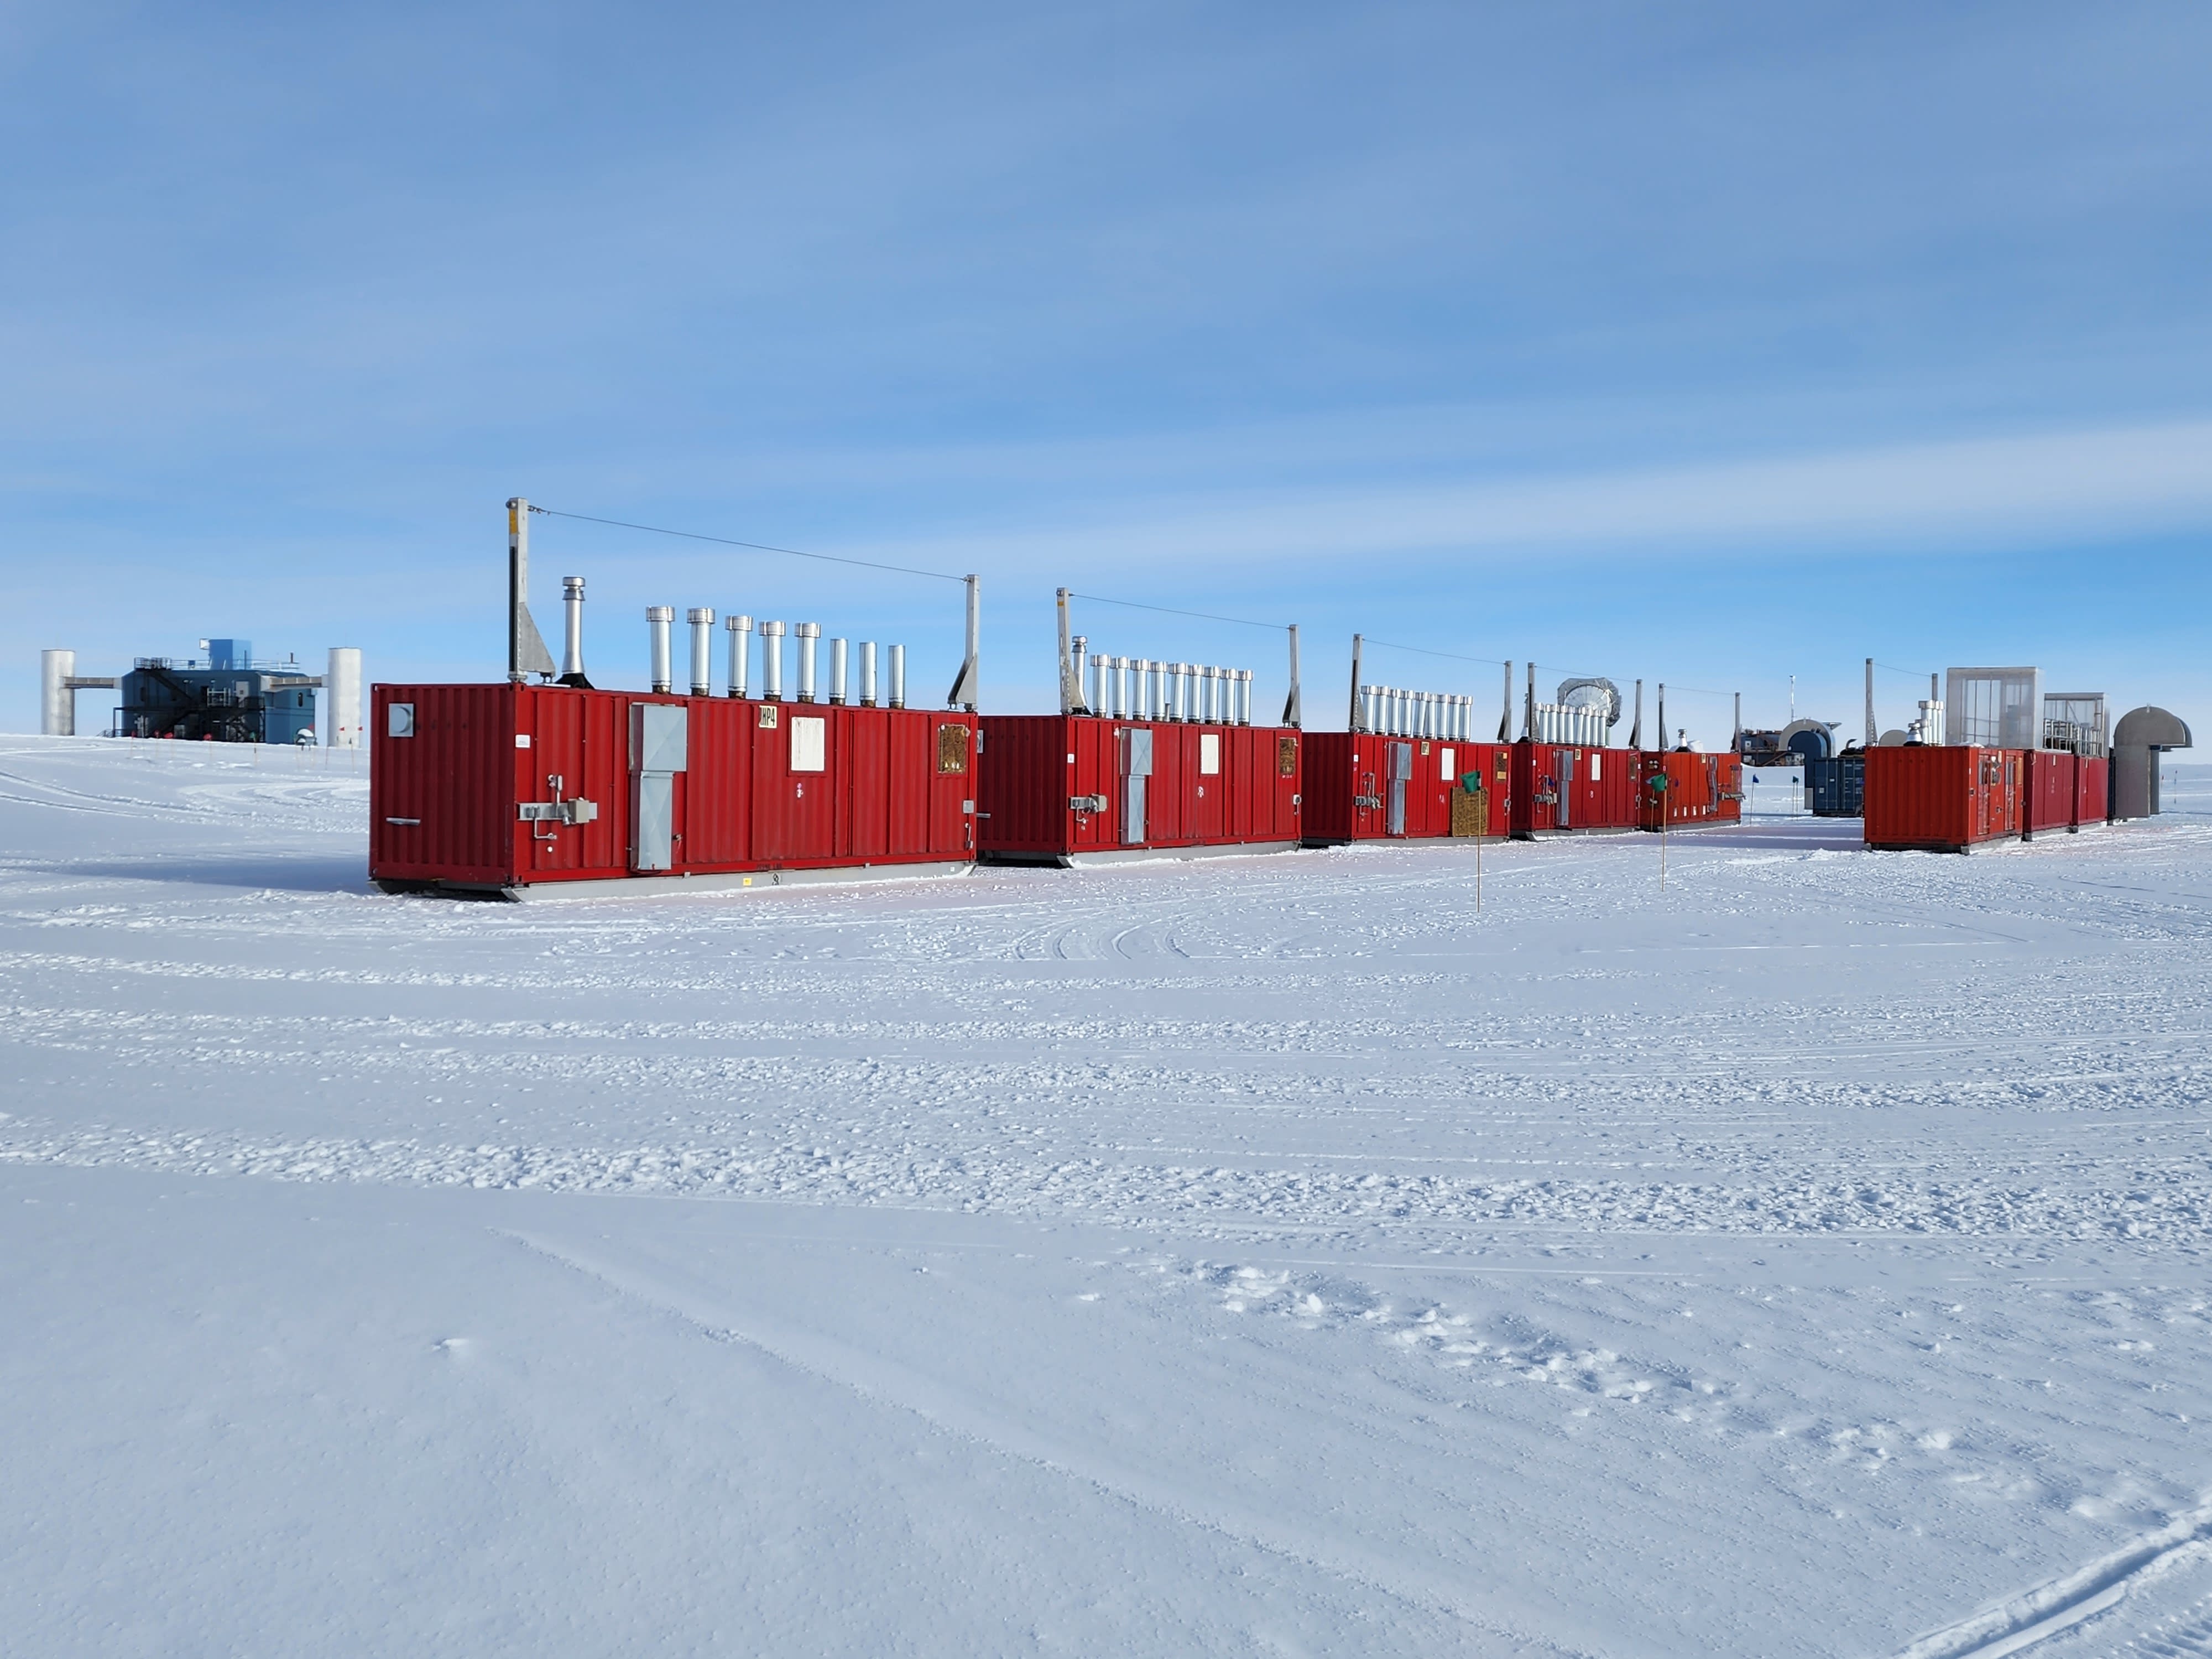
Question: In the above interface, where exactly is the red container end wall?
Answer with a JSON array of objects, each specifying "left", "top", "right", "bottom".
[
  {"left": 2024, "top": 750, "right": 2075, "bottom": 836},
  {"left": 1301, "top": 735, "right": 1510, "bottom": 844},
  {"left": 976, "top": 714, "right": 1302, "bottom": 863},
  {"left": 2024, "top": 751, "right": 2113, "bottom": 837},
  {"left": 1634, "top": 752, "right": 1745, "bottom": 831},
  {"left": 1510, "top": 744, "right": 1641, "bottom": 837},
  {"left": 2075, "top": 755, "right": 2110, "bottom": 828},
  {"left": 1863, "top": 745, "right": 2023, "bottom": 852},
  {"left": 371, "top": 684, "right": 977, "bottom": 891}
]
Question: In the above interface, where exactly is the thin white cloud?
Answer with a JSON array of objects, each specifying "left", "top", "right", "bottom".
[{"left": 852, "top": 419, "right": 2212, "bottom": 574}]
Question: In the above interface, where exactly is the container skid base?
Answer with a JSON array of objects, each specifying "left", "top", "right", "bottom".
[
  {"left": 1301, "top": 734, "right": 1510, "bottom": 845},
  {"left": 977, "top": 714, "right": 1303, "bottom": 867},
  {"left": 371, "top": 684, "right": 979, "bottom": 896}
]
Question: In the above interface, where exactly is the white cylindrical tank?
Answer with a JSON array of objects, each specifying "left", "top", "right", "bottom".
[
  {"left": 326, "top": 648, "right": 363, "bottom": 748},
  {"left": 646, "top": 607, "right": 675, "bottom": 693},
  {"left": 42, "top": 649, "right": 75, "bottom": 737}
]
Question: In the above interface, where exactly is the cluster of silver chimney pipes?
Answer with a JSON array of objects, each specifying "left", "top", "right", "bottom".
[
  {"left": 1358, "top": 686, "right": 1475, "bottom": 739},
  {"left": 1076, "top": 643, "right": 1254, "bottom": 726},
  {"left": 634, "top": 603, "right": 910, "bottom": 707},
  {"left": 1053, "top": 588, "right": 1304, "bottom": 728},
  {"left": 508, "top": 498, "right": 981, "bottom": 712}
]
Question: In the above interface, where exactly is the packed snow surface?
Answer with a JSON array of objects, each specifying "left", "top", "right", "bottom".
[{"left": 4, "top": 734, "right": 2210, "bottom": 1657}]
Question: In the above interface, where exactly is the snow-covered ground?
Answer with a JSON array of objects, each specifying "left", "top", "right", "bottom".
[{"left": 3, "top": 734, "right": 2209, "bottom": 1658}]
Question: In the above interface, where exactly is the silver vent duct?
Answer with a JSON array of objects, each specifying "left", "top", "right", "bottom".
[{"left": 646, "top": 607, "right": 675, "bottom": 693}]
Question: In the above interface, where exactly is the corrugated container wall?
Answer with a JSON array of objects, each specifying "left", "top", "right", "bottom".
[
  {"left": 1302, "top": 734, "right": 1510, "bottom": 844},
  {"left": 977, "top": 714, "right": 1302, "bottom": 864},
  {"left": 1635, "top": 753, "right": 1745, "bottom": 831},
  {"left": 1863, "top": 745, "right": 2022, "bottom": 852},
  {"left": 1507, "top": 744, "right": 1643, "bottom": 838},
  {"left": 371, "top": 684, "right": 977, "bottom": 892}
]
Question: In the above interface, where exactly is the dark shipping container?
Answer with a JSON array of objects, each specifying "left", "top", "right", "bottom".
[
  {"left": 371, "top": 684, "right": 978, "bottom": 894},
  {"left": 1806, "top": 754, "right": 1865, "bottom": 817}
]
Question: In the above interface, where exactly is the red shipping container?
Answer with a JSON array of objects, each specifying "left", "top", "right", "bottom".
[
  {"left": 2074, "top": 755, "right": 2110, "bottom": 828},
  {"left": 1863, "top": 745, "right": 2022, "bottom": 852},
  {"left": 1635, "top": 752, "right": 1745, "bottom": 831},
  {"left": 977, "top": 714, "right": 1303, "bottom": 864},
  {"left": 2023, "top": 750, "right": 2112, "bottom": 837},
  {"left": 1511, "top": 743, "right": 1642, "bottom": 837},
  {"left": 2023, "top": 750, "right": 2075, "bottom": 838},
  {"left": 1301, "top": 734, "right": 1510, "bottom": 844},
  {"left": 371, "top": 684, "right": 978, "bottom": 894}
]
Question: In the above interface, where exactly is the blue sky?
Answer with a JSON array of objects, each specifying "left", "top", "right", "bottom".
[{"left": 7, "top": 1, "right": 2209, "bottom": 744}]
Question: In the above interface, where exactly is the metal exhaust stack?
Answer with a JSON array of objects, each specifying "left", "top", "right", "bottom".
[
  {"left": 1631, "top": 680, "right": 1644, "bottom": 749},
  {"left": 1347, "top": 634, "right": 1364, "bottom": 731},
  {"left": 830, "top": 638, "right": 848, "bottom": 705},
  {"left": 326, "top": 648, "right": 364, "bottom": 747},
  {"left": 1282, "top": 624, "right": 1302, "bottom": 728},
  {"left": 761, "top": 620, "right": 786, "bottom": 700},
  {"left": 559, "top": 578, "right": 592, "bottom": 688},
  {"left": 507, "top": 498, "right": 557, "bottom": 684},
  {"left": 725, "top": 615, "right": 752, "bottom": 697},
  {"left": 946, "top": 574, "right": 980, "bottom": 711},
  {"left": 1499, "top": 661, "right": 1514, "bottom": 742},
  {"left": 1237, "top": 669, "right": 1253, "bottom": 727},
  {"left": 688, "top": 608, "right": 714, "bottom": 696},
  {"left": 889, "top": 643, "right": 906, "bottom": 709},
  {"left": 646, "top": 607, "right": 675, "bottom": 693},
  {"left": 795, "top": 622, "right": 821, "bottom": 701},
  {"left": 1057, "top": 591, "right": 1088, "bottom": 714},
  {"left": 860, "top": 641, "right": 878, "bottom": 707}
]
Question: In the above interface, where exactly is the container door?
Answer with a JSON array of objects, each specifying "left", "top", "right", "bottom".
[
  {"left": 1558, "top": 749, "right": 1577, "bottom": 830},
  {"left": 1386, "top": 742, "right": 1411, "bottom": 836},
  {"left": 1119, "top": 726, "right": 1152, "bottom": 844},
  {"left": 629, "top": 702, "right": 687, "bottom": 871}
]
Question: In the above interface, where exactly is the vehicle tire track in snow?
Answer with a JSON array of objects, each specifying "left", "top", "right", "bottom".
[
  {"left": 1893, "top": 1501, "right": 2212, "bottom": 1658},
  {"left": 504, "top": 1228, "right": 1599, "bottom": 1659}
]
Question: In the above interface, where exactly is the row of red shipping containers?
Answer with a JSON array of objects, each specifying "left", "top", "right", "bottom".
[
  {"left": 974, "top": 715, "right": 1304, "bottom": 863},
  {"left": 368, "top": 686, "right": 1752, "bottom": 891},
  {"left": 1299, "top": 739, "right": 1738, "bottom": 843},
  {"left": 370, "top": 685, "right": 978, "bottom": 893},
  {"left": 1864, "top": 745, "right": 2110, "bottom": 852}
]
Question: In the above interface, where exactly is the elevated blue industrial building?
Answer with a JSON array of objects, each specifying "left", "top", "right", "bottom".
[{"left": 116, "top": 639, "right": 322, "bottom": 744}]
